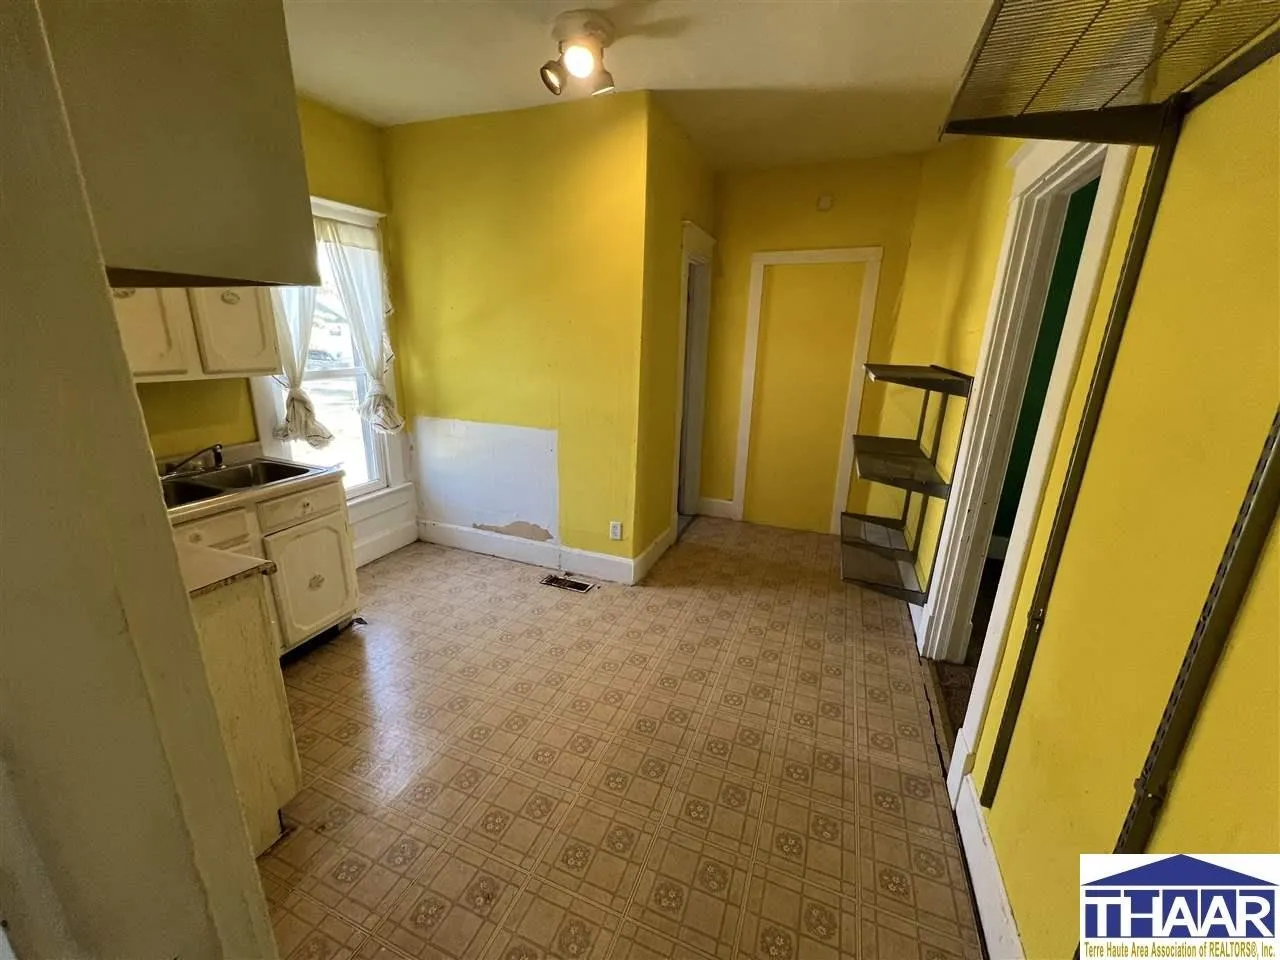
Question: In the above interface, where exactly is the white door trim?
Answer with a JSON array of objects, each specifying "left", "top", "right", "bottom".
[
  {"left": 831, "top": 258, "right": 881, "bottom": 534},
  {"left": 955, "top": 774, "right": 1026, "bottom": 959},
  {"left": 732, "top": 246, "right": 883, "bottom": 525},
  {"left": 932, "top": 143, "right": 1135, "bottom": 792},
  {"left": 673, "top": 221, "right": 716, "bottom": 530},
  {"left": 920, "top": 141, "right": 1132, "bottom": 662}
]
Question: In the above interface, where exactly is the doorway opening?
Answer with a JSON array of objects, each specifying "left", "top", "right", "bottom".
[
  {"left": 933, "top": 176, "right": 1100, "bottom": 746},
  {"left": 675, "top": 222, "right": 715, "bottom": 539},
  {"left": 906, "top": 141, "right": 1135, "bottom": 799}
]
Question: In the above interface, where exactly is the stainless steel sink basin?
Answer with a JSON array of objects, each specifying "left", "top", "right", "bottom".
[
  {"left": 162, "top": 478, "right": 223, "bottom": 507},
  {"left": 195, "top": 459, "right": 314, "bottom": 490}
]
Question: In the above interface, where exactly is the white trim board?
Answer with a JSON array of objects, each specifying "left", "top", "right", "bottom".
[
  {"left": 350, "top": 482, "right": 418, "bottom": 568},
  {"left": 697, "top": 498, "right": 737, "bottom": 520},
  {"left": 731, "top": 247, "right": 883, "bottom": 530},
  {"left": 920, "top": 141, "right": 1133, "bottom": 665},
  {"left": 310, "top": 195, "right": 384, "bottom": 226},
  {"left": 955, "top": 775, "right": 1025, "bottom": 959},
  {"left": 416, "top": 521, "right": 670, "bottom": 586},
  {"left": 631, "top": 525, "right": 676, "bottom": 584}
]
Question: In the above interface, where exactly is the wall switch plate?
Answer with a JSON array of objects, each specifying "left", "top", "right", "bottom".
[{"left": 609, "top": 521, "right": 623, "bottom": 541}]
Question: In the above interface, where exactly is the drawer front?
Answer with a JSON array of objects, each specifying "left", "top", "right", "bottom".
[
  {"left": 258, "top": 482, "right": 344, "bottom": 534},
  {"left": 264, "top": 512, "right": 358, "bottom": 648},
  {"left": 174, "top": 509, "right": 252, "bottom": 550}
]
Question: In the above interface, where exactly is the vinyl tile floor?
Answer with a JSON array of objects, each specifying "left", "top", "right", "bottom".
[{"left": 259, "top": 518, "right": 982, "bottom": 960}]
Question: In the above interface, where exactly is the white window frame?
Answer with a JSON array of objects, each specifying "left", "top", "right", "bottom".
[{"left": 250, "top": 196, "right": 413, "bottom": 507}]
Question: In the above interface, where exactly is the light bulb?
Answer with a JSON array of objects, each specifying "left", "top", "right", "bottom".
[{"left": 562, "top": 43, "right": 596, "bottom": 79}]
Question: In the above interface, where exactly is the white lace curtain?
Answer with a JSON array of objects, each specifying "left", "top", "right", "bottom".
[
  {"left": 270, "top": 285, "right": 334, "bottom": 448},
  {"left": 314, "top": 216, "right": 405, "bottom": 434}
]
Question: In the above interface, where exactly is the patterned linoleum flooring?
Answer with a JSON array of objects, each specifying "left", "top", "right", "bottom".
[{"left": 259, "top": 518, "right": 982, "bottom": 960}]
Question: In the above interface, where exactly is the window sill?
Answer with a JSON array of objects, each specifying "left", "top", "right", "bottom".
[{"left": 348, "top": 481, "right": 416, "bottom": 524}]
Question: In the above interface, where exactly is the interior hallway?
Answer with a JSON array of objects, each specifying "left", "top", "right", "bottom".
[{"left": 259, "top": 519, "right": 982, "bottom": 960}]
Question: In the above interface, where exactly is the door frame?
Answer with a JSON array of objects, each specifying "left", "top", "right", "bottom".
[
  {"left": 672, "top": 221, "right": 716, "bottom": 530},
  {"left": 727, "top": 246, "right": 882, "bottom": 532},
  {"left": 910, "top": 140, "right": 1135, "bottom": 794}
]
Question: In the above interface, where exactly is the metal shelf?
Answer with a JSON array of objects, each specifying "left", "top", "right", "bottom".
[
  {"left": 865, "top": 363, "right": 973, "bottom": 398},
  {"left": 840, "top": 542, "right": 926, "bottom": 606},
  {"left": 853, "top": 436, "right": 950, "bottom": 498},
  {"left": 840, "top": 512, "right": 913, "bottom": 562}
]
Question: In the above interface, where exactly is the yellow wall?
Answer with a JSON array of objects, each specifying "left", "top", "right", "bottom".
[
  {"left": 1150, "top": 528, "right": 1278, "bottom": 853},
  {"left": 385, "top": 93, "right": 651, "bottom": 557},
  {"left": 701, "top": 155, "right": 924, "bottom": 520},
  {"left": 746, "top": 261, "right": 868, "bottom": 531},
  {"left": 296, "top": 96, "right": 388, "bottom": 212},
  {"left": 975, "top": 57, "right": 1279, "bottom": 958},
  {"left": 874, "top": 136, "right": 1022, "bottom": 580},
  {"left": 135, "top": 379, "right": 257, "bottom": 459},
  {"left": 133, "top": 97, "right": 388, "bottom": 460},
  {"left": 633, "top": 99, "right": 714, "bottom": 551}
]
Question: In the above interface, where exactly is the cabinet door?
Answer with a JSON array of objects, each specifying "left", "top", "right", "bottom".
[
  {"left": 189, "top": 287, "right": 281, "bottom": 375},
  {"left": 263, "top": 511, "right": 358, "bottom": 649},
  {"left": 111, "top": 287, "right": 196, "bottom": 377}
]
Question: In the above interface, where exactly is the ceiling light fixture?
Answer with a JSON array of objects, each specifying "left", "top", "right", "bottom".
[
  {"left": 588, "top": 68, "right": 615, "bottom": 96},
  {"left": 538, "top": 9, "right": 616, "bottom": 97}
]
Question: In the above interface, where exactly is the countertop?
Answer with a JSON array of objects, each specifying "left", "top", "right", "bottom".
[
  {"left": 166, "top": 463, "right": 344, "bottom": 525},
  {"left": 176, "top": 542, "right": 276, "bottom": 598}
]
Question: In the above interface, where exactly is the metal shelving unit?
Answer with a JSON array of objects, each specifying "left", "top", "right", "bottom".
[{"left": 840, "top": 363, "right": 973, "bottom": 604}]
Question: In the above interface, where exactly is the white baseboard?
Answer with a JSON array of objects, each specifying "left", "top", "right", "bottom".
[
  {"left": 354, "top": 518, "right": 419, "bottom": 568},
  {"left": 417, "top": 520, "right": 639, "bottom": 584},
  {"left": 559, "top": 544, "right": 633, "bottom": 584},
  {"left": 697, "top": 498, "right": 737, "bottom": 520},
  {"left": 632, "top": 526, "right": 675, "bottom": 584},
  {"left": 948, "top": 726, "right": 974, "bottom": 805},
  {"left": 955, "top": 776, "right": 1024, "bottom": 960},
  {"left": 909, "top": 601, "right": 928, "bottom": 649}
]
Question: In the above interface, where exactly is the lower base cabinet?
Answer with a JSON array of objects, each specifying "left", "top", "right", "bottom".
[
  {"left": 190, "top": 573, "right": 301, "bottom": 855},
  {"left": 264, "top": 511, "right": 359, "bottom": 650}
]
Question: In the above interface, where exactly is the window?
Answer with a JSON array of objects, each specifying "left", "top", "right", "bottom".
[
  {"left": 277, "top": 253, "right": 386, "bottom": 496},
  {"left": 253, "top": 198, "right": 403, "bottom": 502}
]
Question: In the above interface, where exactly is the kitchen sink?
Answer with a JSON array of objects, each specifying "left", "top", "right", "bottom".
[
  {"left": 189, "top": 459, "right": 315, "bottom": 490},
  {"left": 162, "top": 478, "right": 223, "bottom": 508}
]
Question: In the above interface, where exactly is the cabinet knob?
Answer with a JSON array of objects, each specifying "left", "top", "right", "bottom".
[
  {"left": 308, "top": 573, "right": 325, "bottom": 591},
  {"left": 301, "top": 500, "right": 313, "bottom": 512},
  {"left": 189, "top": 532, "right": 203, "bottom": 543},
  {"left": 220, "top": 290, "right": 241, "bottom": 305},
  {"left": 112, "top": 288, "right": 137, "bottom": 299}
]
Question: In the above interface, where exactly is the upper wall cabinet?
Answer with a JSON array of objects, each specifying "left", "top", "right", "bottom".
[
  {"left": 115, "top": 288, "right": 282, "bottom": 382},
  {"left": 113, "top": 289, "right": 199, "bottom": 378},
  {"left": 190, "top": 289, "right": 281, "bottom": 375},
  {"left": 39, "top": 0, "right": 318, "bottom": 288}
]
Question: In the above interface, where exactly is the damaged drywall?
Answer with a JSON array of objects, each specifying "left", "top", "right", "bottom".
[{"left": 473, "top": 520, "right": 553, "bottom": 542}]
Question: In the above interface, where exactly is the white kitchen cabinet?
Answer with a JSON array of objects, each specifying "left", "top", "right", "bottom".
[
  {"left": 189, "top": 569, "right": 301, "bottom": 856},
  {"left": 263, "top": 511, "right": 359, "bottom": 649},
  {"left": 114, "top": 287, "right": 282, "bottom": 381},
  {"left": 189, "top": 288, "right": 280, "bottom": 375},
  {"left": 111, "top": 287, "right": 197, "bottom": 378}
]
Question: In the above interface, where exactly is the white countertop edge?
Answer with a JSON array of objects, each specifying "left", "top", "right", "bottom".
[{"left": 176, "top": 542, "right": 275, "bottom": 598}]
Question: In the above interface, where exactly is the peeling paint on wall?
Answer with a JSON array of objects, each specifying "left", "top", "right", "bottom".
[
  {"left": 473, "top": 520, "right": 553, "bottom": 542},
  {"left": 415, "top": 417, "right": 559, "bottom": 540}
]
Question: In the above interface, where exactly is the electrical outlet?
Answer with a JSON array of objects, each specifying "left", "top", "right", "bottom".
[{"left": 609, "top": 521, "right": 623, "bottom": 541}]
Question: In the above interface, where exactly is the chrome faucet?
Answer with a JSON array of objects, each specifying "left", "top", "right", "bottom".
[{"left": 161, "top": 443, "right": 224, "bottom": 479}]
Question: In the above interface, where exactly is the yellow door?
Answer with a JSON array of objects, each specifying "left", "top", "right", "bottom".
[{"left": 744, "top": 261, "right": 866, "bottom": 532}]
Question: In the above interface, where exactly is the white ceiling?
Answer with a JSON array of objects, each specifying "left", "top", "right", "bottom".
[{"left": 285, "top": 0, "right": 992, "bottom": 168}]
